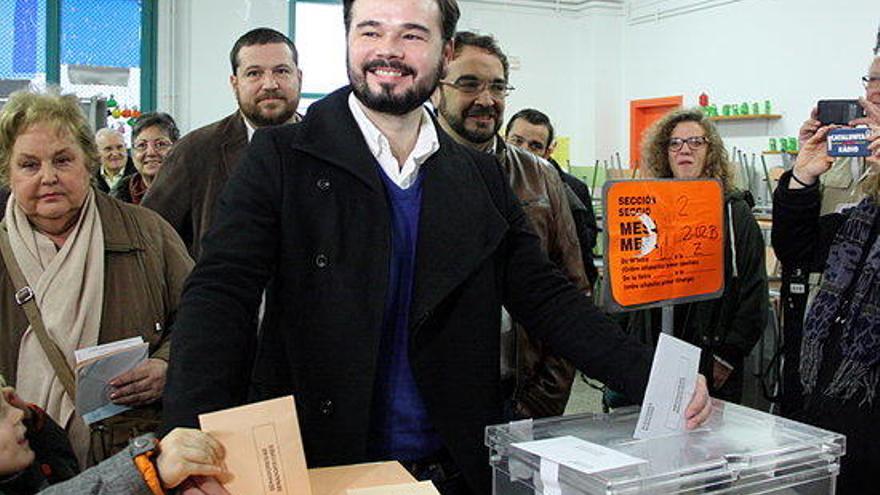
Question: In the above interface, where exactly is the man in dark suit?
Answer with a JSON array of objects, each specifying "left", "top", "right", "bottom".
[
  {"left": 162, "top": 1, "right": 712, "bottom": 494},
  {"left": 142, "top": 27, "right": 302, "bottom": 259}
]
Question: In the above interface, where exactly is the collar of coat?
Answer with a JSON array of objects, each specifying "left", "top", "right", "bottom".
[
  {"left": 286, "top": 87, "right": 510, "bottom": 325},
  {"left": 291, "top": 87, "right": 475, "bottom": 194}
]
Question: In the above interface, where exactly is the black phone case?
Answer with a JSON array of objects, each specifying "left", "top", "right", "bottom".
[{"left": 817, "top": 100, "right": 865, "bottom": 125}]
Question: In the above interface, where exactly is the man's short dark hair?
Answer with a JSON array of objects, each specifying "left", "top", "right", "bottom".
[
  {"left": 453, "top": 31, "right": 509, "bottom": 81},
  {"left": 342, "top": 0, "right": 460, "bottom": 42},
  {"left": 506, "top": 108, "right": 555, "bottom": 147},
  {"left": 132, "top": 112, "right": 180, "bottom": 143},
  {"left": 230, "top": 28, "right": 299, "bottom": 75}
]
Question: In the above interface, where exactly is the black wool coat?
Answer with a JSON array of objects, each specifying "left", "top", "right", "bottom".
[{"left": 162, "top": 87, "right": 652, "bottom": 493}]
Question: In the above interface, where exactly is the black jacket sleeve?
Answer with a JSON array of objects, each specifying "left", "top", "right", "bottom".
[
  {"left": 161, "top": 129, "right": 282, "bottom": 431},
  {"left": 772, "top": 170, "right": 845, "bottom": 272},
  {"left": 478, "top": 161, "right": 653, "bottom": 404}
]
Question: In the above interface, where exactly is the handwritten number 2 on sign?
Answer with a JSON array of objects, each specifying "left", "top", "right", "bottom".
[{"left": 677, "top": 195, "right": 689, "bottom": 217}]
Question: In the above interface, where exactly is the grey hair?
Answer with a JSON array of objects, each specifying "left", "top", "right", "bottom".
[{"left": 95, "top": 127, "right": 123, "bottom": 142}]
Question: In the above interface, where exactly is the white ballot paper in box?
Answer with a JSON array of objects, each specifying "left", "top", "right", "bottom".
[
  {"left": 634, "top": 333, "right": 701, "bottom": 439},
  {"left": 511, "top": 436, "right": 646, "bottom": 494},
  {"left": 199, "top": 396, "right": 312, "bottom": 495},
  {"left": 512, "top": 436, "right": 646, "bottom": 474},
  {"left": 75, "top": 337, "right": 148, "bottom": 425}
]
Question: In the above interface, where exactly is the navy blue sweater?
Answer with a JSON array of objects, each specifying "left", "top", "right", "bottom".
[{"left": 372, "top": 169, "right": 442, "bottom": 461}]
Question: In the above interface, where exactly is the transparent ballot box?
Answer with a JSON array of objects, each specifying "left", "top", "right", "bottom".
[{"left": 486, "top": 401, "right": 844, "bottom": 494}]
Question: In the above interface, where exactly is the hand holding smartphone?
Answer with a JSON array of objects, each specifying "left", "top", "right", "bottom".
[{"left": 817, "top": 100, "right": 870, "bottom": 157}]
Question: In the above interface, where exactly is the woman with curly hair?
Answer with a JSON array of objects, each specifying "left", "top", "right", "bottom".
[{"left": 609, "top": 108, "right": 768, "bottom": 405}]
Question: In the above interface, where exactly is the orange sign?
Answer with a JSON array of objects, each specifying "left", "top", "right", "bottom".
[{"left": 603, "top": 179, "right": 725, "bottom": 310}]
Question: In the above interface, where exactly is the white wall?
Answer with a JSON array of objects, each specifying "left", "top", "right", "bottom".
[
  {"left": 157, "top": 0, "right": 288, "bottom": 133},
  {"left": 621, "top": 0, "right": 880, "bottom": 166},
  {"left": 460, "top": 0, "right": 879, "bottom": 169},
  {"left": 155, "top": 0, "right": 879, "bottom": 164},
  {"left": 459, "top": 4, "right": 612, "bottom": 167}
]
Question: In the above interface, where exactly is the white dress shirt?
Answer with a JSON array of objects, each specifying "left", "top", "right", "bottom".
[{"left": 348, "top": 93, "right": 439, "bottom": 190}]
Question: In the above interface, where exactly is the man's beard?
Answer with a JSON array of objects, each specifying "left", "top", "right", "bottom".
[
  {"left": 237, "top": 90, "right": 298, "bottom": 127},
  {"left": 438, "top": 95, "right": 501, "bottom": 145},
  {"left": 349, "top": 58, "right": 442, "bottom": 116}
]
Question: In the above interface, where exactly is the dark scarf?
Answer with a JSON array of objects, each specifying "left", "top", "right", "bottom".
[{"left": 801, "top": 198, "right": 880, "bottom": 406}]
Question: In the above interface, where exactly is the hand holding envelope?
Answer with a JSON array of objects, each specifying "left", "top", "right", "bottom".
[
  {"left": 179, "top": 476, "right": 232, "bottom": 495},
  {"left": 685, "top": 374, "right": 712, "bottom": 430},
  {"left": 199, "top": 396, "right": 312, "bottom": 495},
  {"left": 635, "top": 334, "right": 712, "bottom": 439},
  {"left": 156, "top": 428, "right": 229, "bottom": 491},
  {"left": 197, "top": 396, "right": 439, "bottom": 495}
]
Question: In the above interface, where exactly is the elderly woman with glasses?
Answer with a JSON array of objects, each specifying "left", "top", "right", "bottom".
[
  {"left": 607, "top": 108, "right": 769, "bottom": 406},
  {"left": 0, "top": 90, "right": 193, "bottom": 467},
  {"left": 110, "top": 113, "right": 178, "bottom": 205}
]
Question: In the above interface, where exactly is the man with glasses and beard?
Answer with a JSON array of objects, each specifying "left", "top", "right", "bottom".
[
  {"left": 161, "top": 1, "right": 712, "bottom": 494},
  {"left": 432, "top": 32, "right": 588, "bottom": 422},
  {"left": 142, "top": 28, "right": 302, "bottom": 259}
]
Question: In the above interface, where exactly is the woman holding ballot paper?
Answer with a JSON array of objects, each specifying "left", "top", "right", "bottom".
[
  {"left": 772, "top": 106, "right": 880, "bottom": 493},
  {"left": 608, "top": 108, "right": 768, "bottom": 405},
  {"left": 0, "top": 90, "right": 193, "bottom": 468}
]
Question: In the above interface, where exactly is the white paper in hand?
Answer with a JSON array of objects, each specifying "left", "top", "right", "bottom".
[
  {"left": 634, "top": 333, "right": 701, "bottom": 439},
  {"left": 75, "top": 337, "right": 148, "bottom": 425}
]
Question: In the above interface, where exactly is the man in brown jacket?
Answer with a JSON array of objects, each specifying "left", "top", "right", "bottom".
[
  {"left": 433, "top": 31, "right": 589, "bottom": 419},
  {"left": 142, "top": 28, "right": 302, "bottom": 259}
]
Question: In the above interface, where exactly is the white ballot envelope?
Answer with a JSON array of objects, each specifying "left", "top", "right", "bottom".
[
  {"left": 75, "top": 337, "right": 148, "bottom": 425},
  {"left": 634, "top": 333, "right": 701, "bottom": 439},
  {"left": 199, "top": 396, "right": 312, "bottom": 495}
]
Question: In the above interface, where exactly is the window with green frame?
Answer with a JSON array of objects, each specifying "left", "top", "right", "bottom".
[
  {"left": 289, "top": 0, "right": 347, "bottom": 109},
  {"left": 1, "top": 0, "right": 157, "bottom": 119}
]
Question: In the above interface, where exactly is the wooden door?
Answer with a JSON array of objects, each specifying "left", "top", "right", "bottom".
[{"left": 630, "top": 96, "right": 683, "bottom": 170}]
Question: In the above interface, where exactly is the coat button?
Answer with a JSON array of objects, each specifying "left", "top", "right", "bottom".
[
  {"left": 317, "top": 178, "right": 331, "bottom": 191},
  {"left": 315, "top": 254, "right": 329, "bottom": 268},
  {"left": 319, "top": 399, "right": 334, "bottom": 415}
]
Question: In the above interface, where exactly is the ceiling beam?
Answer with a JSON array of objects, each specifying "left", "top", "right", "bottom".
[{"left": 460, "top": 0, "right": 626, "bottom": 14}]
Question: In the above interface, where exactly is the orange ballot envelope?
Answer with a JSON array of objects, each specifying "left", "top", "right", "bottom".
[
  {"left": 346, "top": 481, "right": 440, "bottom": 494},
  {"left": 199, "top": 396, "right": 312, "bottom": 495},
  {"left": 309, "top": 462, "right": 416, "bottom": 495}
]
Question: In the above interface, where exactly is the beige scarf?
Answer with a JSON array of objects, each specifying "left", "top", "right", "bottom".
[{"left": 7, "top": 188, "right": 104, "bottom": 465}]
